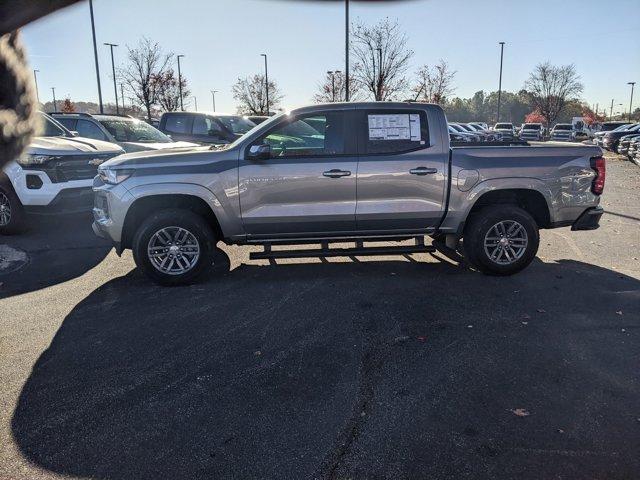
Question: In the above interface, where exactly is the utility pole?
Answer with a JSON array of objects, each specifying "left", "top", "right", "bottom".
[
  {"left": 496, "top": 41, "right": 505, "bottom": 122},
  {"left": 33, "top": 69, "right": 40, "bottom": 104},
  {"left": 89, "top": 0, "right": 104, "bottom": 113},
  {"left": 344, "top": 0, "right": 350, "bottom": 101},
  {"left": 376, "top": 47, "right": 382, "bottom": 101},
  {"left": 193, "top": 96, "right": 198, "bottom": 111},
  {"left": 327, "top": 71, "right": 336, "bottom": 102},
  {"left": 260, "top": 54, "right": 269, "bottom": 115},
  {"left": 610, "top": 99, "right": 615, "bottom": 120},
  {"left": 177, "top": 54, "right": 185, "bottom": 111},
  {"left": 120, "top": 83, "right": 125, "bottom": 113},
  {"left": 628, "top": 82, "right": 636, "bottom": 121},
  {"left": 51, "top": 87, "right": 57, "bottom": 112},
  {"left": 104, "top": 43, "right": 119, "bottom": 114},
  {"left": 211, "top": 90, "right": 218, "bottom": 112}
]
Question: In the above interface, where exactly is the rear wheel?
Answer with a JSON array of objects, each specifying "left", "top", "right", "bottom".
[
  {"left": 132, "top": 209, "right": 217, "bottom": 286},
  {"left": 463, "top": 205, "right": 539, "bottom": 276},
  {"left": 0, "top": 184, "right": 26, "bottom": 235}
]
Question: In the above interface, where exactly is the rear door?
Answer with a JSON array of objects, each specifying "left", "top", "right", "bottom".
[
  {"left": 355, "top": 107, "right": 448, "bottom": 231},
  {"left": 239, "top": 108, "right": 358, "bottom": 236}
]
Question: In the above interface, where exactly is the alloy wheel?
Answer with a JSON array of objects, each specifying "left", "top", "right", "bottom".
[
  {"left": 147, "top": 226, "right": 201, "bottom": 275},
  {"left": 0, "top": 192, "right": 11, "bottom": 227},
  {"left": 483, "top": 220, "right": 528, "bottom": 265}
]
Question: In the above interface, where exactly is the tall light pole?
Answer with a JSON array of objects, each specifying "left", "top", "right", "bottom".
[
  {"left": 33, "top": 69, "right": 40, "bottom": 104},
  {"left": 610, "top": 98, "right": 615, "bottom": 119},
  {"left": 104, "top": 43, "right": 119, "bottom": 114},
  {"left": 345, "top": 0, "right": 350, "bottom": 102},
  {"left": 51, "top": 87, "right": 57, "bottom": 112},
  {"left": 211, "top": 90, "right": 218, "bottom": 112},
  {"left": 120, "top": 83, "right": 125, "bottom": 113},
  {"left": 496, "top": 41, "right": 505, "bottom": 122},
  {"left": 627, "top": 82, "right": 636, "bottom": 121},
  {"left": 260, "top": 53, "right": 269, "bottom": 115},
  {"left": 177, "top": 54, "right": 185, "bottom": 111},
  {"left": 192, "top": 96, "right": 198, "bottom": 111},
  {"left": 376, "top": 47, "right": 382, "bottom": 101},
  {"left": 89, "top": 0, "right": 104, "bottom": 114}
]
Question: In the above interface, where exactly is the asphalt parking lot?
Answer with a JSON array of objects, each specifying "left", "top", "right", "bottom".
[{"left": 0, "top": 152, "right": 639, "bottom": 480}]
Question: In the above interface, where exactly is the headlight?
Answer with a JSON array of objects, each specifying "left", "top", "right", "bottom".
[
  {"left": 18, "top": 154, "right": 59, "bottom": 165},
  {"left": 98, "top": 167, "right": 133, "bottom": 185}
]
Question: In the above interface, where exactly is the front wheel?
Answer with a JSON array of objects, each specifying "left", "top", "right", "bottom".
[
  {"left": 132, "top": 209, "right": 218, "bottom": 286},
  {"left": 463, "top": 205, "right": 539, "bottom": 276},
  {"left": 0, "top": 184, "right": 26, "bottom": 235}
]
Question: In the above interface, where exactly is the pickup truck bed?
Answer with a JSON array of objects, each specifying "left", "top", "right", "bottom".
[{"left": 92, "top": 101, "right": 605, "bottom": 285}]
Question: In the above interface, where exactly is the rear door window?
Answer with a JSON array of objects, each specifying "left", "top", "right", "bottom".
[
  {"left": 164, "top": 115, "right": 191, "bottom": 134},
  {"left": 55, "top": 117, "right": 77, "bottom": 131},
  {"left": 363, "top": 110, "right": 429, "bottom": 154}
]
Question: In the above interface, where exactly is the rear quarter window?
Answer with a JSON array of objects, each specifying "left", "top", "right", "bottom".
[
  {"left": 363, "top": 110, "right": 429, "bottom": 154},
  {"left": 163, "top": 115, "right": 191, "bottom": 134}
]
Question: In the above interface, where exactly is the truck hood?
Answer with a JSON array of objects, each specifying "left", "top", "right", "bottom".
[
  {"left": 120, "top": 140, "right": 199, "bottom": 153},
  {"left": 28, "top": 136, "right": 124, "bottom": 155},
  {"left": 101, "top": 145, "right": 221, "bottom": 168}
]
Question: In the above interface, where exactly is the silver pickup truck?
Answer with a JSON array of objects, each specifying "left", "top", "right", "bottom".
[{"left": 92, "top": 102, "right": 605, "bottom": 285}]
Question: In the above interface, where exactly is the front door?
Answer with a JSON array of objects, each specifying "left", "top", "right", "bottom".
[
  {"left": 239, "top": 109, "right": 358, "bottom": 237},
  {"left": 355, "top": 108, "right": 448, "bottom": 231}
]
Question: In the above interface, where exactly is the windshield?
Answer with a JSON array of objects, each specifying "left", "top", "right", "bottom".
[
  {"left": 99, "top": 119, "right": 171, "bottom": 143},
  {"left": 40, "top": 113, "right": 69, "bottom": 137},
  {"left": 553, "top": 124, "right": 573, "bottom": 131},
  {"left": 611, "top": 124, "right": 633, "bottom": 132},
  {"left": 523, "top": 124, "right": 541, "bottom": 130},
  {"left": 449, "top": 124, "right": 465, "bottom": 132},
  {"left": 495, "top": 123, "right": 512, "bottom": 129},
  {"left": 216, "top": 116, "right": 256, "bottom": 135},
  {"left": 605, "top": 123, "right": 630, "bottom": 131}
]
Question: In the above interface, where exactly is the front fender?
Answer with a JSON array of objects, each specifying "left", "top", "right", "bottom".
[{"left": 126, "top": 182, "right": 245, "bottom": 239}]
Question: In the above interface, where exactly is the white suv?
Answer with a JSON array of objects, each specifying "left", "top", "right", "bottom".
[{"left": 0, "top": 113, "right": 124, "bottom": 234}]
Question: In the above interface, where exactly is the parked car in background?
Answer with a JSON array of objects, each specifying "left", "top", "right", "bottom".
[
  {"left": 493, "top": 122, "right": 517, "bottom": 141},
  {"left": 470, "top": 122, "right": 489, "bottom": 131},
  {"left": 602, "top": 123, "right": 640, "bottom": 152},
  {"left": 464, "top": 123, "right": 502, "bottom": 141},
  {"left": 93, "top": 101, "right": 605, "bottom": 285},
  {"left": 550, "top": 123, "right": 578, "bottom": 141},
  {"left": 0, "top": 112, "right": 123, "bottom": 234},
  {"left": 626, "top": 136, "right": 640, "bottom": 162},
  {"left": 449, "top": 123, "right": 481, "bottom": 142},
  {"left": 159, "top": 112, "right": 256, "bottom": 145},
  {"left": 448, "top": 125, "right": 474, "bottom": 142},
  {"left": 52, "top": 113, "right": 198, "bottom": 153},
  {"left": 519, "top": 123, "right": 545, "bottom": 141},
  {"left": 247, "top": 115, "right": 270, "bottom": 125},
  {"left": 617, "top": 133, "right": 640, "bottom": 157},
  {"left": 593, "top": 121, "right": 632, "bottom": 146}
]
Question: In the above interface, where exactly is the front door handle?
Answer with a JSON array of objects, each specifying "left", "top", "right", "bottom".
[
  {"left": 323, "top": 169, "right": 351, "bottom": 178},
  {"left": 410, "top": 167, "right": 438, "bottom": 176}
]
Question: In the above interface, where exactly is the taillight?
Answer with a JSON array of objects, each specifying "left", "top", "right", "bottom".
[{"left": 590, "top": 156, "right": 606, "bottom": 195}]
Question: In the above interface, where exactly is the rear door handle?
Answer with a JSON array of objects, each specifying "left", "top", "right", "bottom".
[
  {"left": 323, "top": 169, "right": 351, "bottom": 178},
  {"left": 410, "top": 167, "right": 437, "bottom": 176}
]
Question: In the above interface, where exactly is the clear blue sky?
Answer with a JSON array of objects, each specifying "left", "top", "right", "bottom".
[{"left": 22, "top": 0, "right": 640, "bottom": 116}]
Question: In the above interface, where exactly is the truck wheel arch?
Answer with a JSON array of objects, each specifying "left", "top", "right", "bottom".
[
  {"left": 121, "top": 194, "right": 223, "bottom": 250},
  {"left": 467, "top": 188, "right": 551, "bottom": 229}
]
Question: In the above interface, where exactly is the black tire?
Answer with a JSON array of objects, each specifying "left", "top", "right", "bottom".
[
  {"left": 462, "top": 205, "right": 539, "bottom": 276},
  {"left": 132, "top": 209, "right": 217, "bottom": 286},
  {"left": 0, "top": 183, "right": 26, "bottom": 235}
]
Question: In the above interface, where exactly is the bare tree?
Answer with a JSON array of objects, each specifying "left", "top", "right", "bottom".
[
  {"left": 153, "top": 69, "right": 190, "bottom": 112},
  {"left": 412, "top": 60, "right": 456, "bottom": 104},
  {"left": 524, "top": 62, "right": 583, "bottom": 126},
  {"left": 313, "top": 71, "right": 358, "bottom": 103},
  {"left": 232, "top": 74, "right": 283, "bottom": 115},
  {"left": 120, "top": 38, "right": 173, "bottom": 121},
  {"left": 351, "top": 18, "right": 413, "bottom": 101}
]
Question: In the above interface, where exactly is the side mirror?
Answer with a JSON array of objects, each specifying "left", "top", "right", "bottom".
[
  {"left": 248, "top": 143, "right": 271, "bottom": 160},
  {"left": 70, "top": 130, "right": 79, "bottom": 137}
]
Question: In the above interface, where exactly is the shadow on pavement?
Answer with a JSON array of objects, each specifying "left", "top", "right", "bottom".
[
  {"left": 0, "top": 213, "right": 110, "bottom": 299},
  {"left": 10, "top": 258, "right": 640, "bottom": 479}
]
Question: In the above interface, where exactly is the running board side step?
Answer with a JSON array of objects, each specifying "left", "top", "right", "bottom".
[{"left": 249, "top": 239, "right": 435, "bottom": 260}]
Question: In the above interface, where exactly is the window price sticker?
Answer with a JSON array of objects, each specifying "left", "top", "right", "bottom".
[{"left": 368, "top": 114, "right": 421, "bottom": 141}]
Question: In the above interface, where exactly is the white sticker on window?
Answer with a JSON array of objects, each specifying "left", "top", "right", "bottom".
[{"left": 368, "top": 114, "right": 421, "bottom": 141}]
